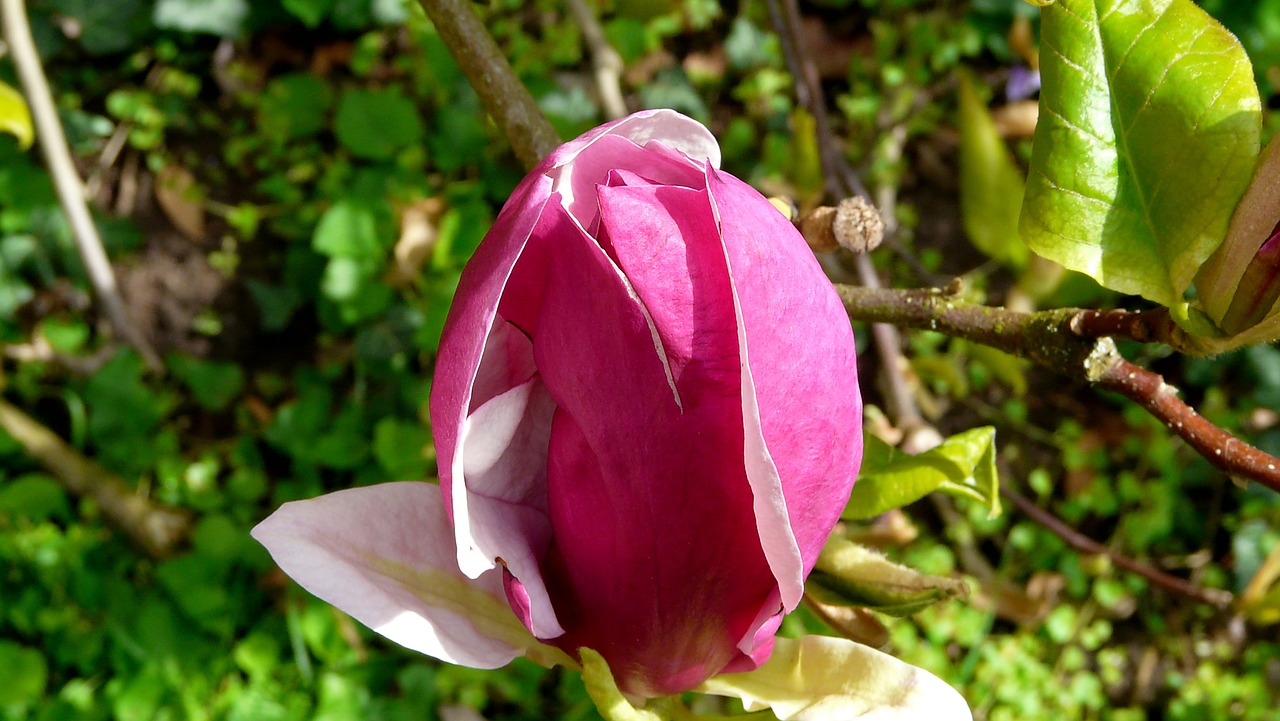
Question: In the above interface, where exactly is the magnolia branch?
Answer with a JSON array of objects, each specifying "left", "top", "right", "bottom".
[
  {"left": 417, "top": 0, "right": 560, "bottom": 170},
  {"left": 837, "top": 284, "right": 1280, "bottom": 494},
  {"left": 0, "top": 398, "right": 191, "bottom": 558},
  {"left": 565, "top": 0, "right": 627, "bottom": 120}
]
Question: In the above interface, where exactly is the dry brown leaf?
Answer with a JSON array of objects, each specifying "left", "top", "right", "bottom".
[
  {"left": 388, "top": 197, "right": 445, "bottom": 287},
  {"left": 992, "top": 99, "right": 1039, "bottom": 139},
  {"left": 155, "top": 164, "right": 206, "bottom": 240}
]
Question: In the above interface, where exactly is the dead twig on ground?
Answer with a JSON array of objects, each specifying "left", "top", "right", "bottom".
[{"left": 0, "top": 397, "right": 191, "bottom": 558}]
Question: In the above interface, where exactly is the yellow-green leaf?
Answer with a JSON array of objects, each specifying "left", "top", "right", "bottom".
[
  {"left": 699, "top": 635, "right": 972, "bottom": 721},
  {"left": 1020, "top": 0, "right": 1260, "bottom": 306},
  {"left": 844, "top": 427, "right": 1001, "bottom": 520},
  {"left": 0, "top": 81, "right": 34, "bottom": 149},
  {"left": 958, "top": 72, "right": 1028, "bottom": 269}
]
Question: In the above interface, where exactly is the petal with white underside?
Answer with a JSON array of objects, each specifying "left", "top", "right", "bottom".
[
  {"left": 461, "top": 374, "right": 563, "bottom": 639},
  {"left": 699, "top": 635, "right": 973, "bottom": 721},
  {"left": 706, "top": 166, "right": 863, "bottom": 614},
  {"left": 251, "top": 482, "right": 561, "bottom": 669}
]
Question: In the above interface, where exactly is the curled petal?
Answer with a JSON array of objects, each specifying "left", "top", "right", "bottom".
[{"left": 251, "top": 482, "right": 539, "bottom": 669}]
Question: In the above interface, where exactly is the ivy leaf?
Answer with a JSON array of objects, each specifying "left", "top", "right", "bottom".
[
  {"left": 1020, "top": 0, "right": 1260, "bottom": 306},
  {"left": 843, "top": 427, "right": 1000, "bottom": 520},
  {"left": 0, "top": 81, "right": 33, "bottom": 149},
  {"left": 699, "top": 635, "right": 972, "bottom": 721}
]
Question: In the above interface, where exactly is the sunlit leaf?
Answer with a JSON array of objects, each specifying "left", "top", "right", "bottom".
[
  {"left": 1020, "top": 0, "right": 1260, "bottom": 306},
  {"left": 699, "top": 635, "right": 972, "bottom": 721},
  {"left": 957, "top": 72, "right": 1027, "bottom": 268},
  {"left": 843, "top": 427, "right": 1000, "bottom": 520},
  {"left": 0, "top": 81, "right": 33, "bottom": 150}
]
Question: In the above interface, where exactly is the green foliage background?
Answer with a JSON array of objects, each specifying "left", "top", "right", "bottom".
[{"left": 2, "top": 1, "right": 1279, "bottom": 719}]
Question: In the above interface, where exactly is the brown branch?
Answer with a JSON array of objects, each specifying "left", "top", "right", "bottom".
[
  {"left": 837, "top": 284, "right": 1280, "bottom": 494},
  {"left": 1067, "top": 307, "right": 1206, "bottom": 354},
  {"left": 1000, "top": 485, "right": 1232, "bottom": 608},
  {"left": 417, "top": 0, "right": 560, "bottom": 171},
  {"left": 0, "top": 397, "right": 191, "bottom": 558},
  {"left": 564, "top": 0, "right": 627, "bottom": 120}
]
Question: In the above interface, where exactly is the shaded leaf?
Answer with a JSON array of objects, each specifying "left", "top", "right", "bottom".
[
  {"left": 1020, "top": 0, "right": 1260, "bottom": 306},
  {"left": 958, "top": 72, "right": 1027, "bottom": 268},
  {"left": 809, "top": 537, "right": 968, "bottom": 616}
]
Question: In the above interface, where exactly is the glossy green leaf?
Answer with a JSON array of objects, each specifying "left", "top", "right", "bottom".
[
  {"left": 1020, "top": 0, "right": 1260, "bottom": 306},
  {"left": 0, "top": 80, "right": 33, "bottom": 149},
  {"left": 809, "top": 536, "right": 968, "bottom": 616},
  {"left": 699, "top": 635, "right": 972, "bottom": 721},
  {"left": 843, "top": 427, "right": 1000, "bottom": 520},
  {"left": 957, "top": 72, "right": 1027, "bottom": 268}
]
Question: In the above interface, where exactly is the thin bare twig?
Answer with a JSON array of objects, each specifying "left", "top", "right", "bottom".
[
  {"left": 836, "top": 284, "right": 1280, "bottom": 494},
  {"left": 417, "top": 0, "right": 560, "bottom": 170},
  {"left": 1000, "top": 485, "right": 1232, "bottom": 608},
  {"left": 1, "top": 0, "right": 160, "bottom": 371},
  {"left": 564, "top": 0, "right": 627, "bottom": 120},
  {"left": 0, "top": 397, "right": 191, "bottom": 558}
]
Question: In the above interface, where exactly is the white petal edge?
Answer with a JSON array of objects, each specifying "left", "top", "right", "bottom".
[
  {"left": 698, "top": 635, "right": 973, "bottom": 721},
  {"left": 704, "top": 165, "right": 805, "bottom": 612},
  {"left": 251, "top": 482, "right": 537, "bottom": 669}
]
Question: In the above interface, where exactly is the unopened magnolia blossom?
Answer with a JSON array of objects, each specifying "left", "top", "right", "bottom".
[{"left": 254, "top": 112, "right": 965, "bottom": 715}]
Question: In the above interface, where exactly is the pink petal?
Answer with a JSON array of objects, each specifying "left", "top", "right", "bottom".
[
  {"left": 707, "top": 166, "right": 863, "bottom": 611},
  {"left": 529, "top": 199, "right": 776, "bottom": 696},
  {"left": 251, "top": 483, "right": 530, "bottom": 668}
]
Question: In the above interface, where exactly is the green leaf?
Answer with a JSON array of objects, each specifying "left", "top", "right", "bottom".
[
  {"left": 0, "top": 641, "right": 48, "bottom": 706},
  {"left": 0, "top": 474, "right": 69, "bottom": 522},
  {"left": 699, "top": 635, "right": 972, "bottom": 721},
  {"left": 809, "top": 536, "right": 968, "bottom": 616},
  {"left": 169, "top": 354, "right": 245, "bottom": 411},
  {"left": 957, "top": 72, "right": 1027, "bottom": 268},
  {"left": 0, "top": 80, "right": 33, "bottom": 149},
  {"left": 282, "top": 0, "right": 337, "bottom": 27},
  {"left": 153, "top": 0, "right": 249, "bottom": 37},
  {"left": 844, "top": 427, "right": 1000, "bottom": 520},
  {"left": 257, "top": 74, "right": 334, "bottom": 142},
  {"left": 55, "top": 0, "right": 145, "bottom": 53},
  {"left": 372, "top": 418, "right": 431, "bottom": 479},
  {"left": 1020, "top": 0, "right": 1260, "bottom": 306},
  {"left": 313, "top": 199, "right": 383, "bottom": 258},
  {"left": 334, "top": 88, "right": 425, "bottom": 160}
]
